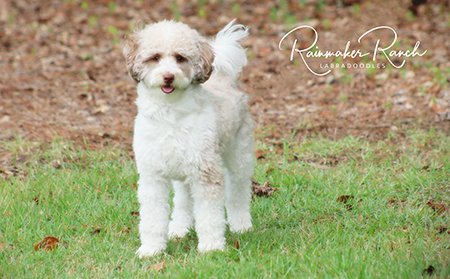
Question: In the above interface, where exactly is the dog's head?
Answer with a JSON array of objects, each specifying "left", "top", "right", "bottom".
[{"left": 123, "top": 20, "right": 215, "bottom": 94}]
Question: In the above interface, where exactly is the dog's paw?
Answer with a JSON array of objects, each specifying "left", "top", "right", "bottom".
[
  {"left": 168, "top": 222, "right": 190, "bottom": 239},
  {"left": 136, "top": 244, "right": 166, "bottom": 258},
  {"left": 229, "top": 218, "right": 252, "bottom": 233},
  {"left": 230, "top": 223, "right": 252, "bottom": 233},
  {"left": 197, "top": 241, "right": 225, "bottom": 253}
]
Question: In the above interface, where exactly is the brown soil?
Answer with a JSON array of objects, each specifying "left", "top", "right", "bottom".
[{"left": 1, "top": 0, "right": 449, "bottom": 152}]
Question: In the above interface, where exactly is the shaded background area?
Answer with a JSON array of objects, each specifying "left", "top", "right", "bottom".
[{"left": 1, "top": 0, "right": 449, "bottom": 150}]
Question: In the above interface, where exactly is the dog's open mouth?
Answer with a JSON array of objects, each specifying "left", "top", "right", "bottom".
[{"left": 161, "top": 85, "right": 175, "bottom": 94}]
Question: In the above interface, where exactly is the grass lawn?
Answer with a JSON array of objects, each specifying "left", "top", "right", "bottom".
[{"left": 1, "top": 128, "right": 449, "bottom": 278}]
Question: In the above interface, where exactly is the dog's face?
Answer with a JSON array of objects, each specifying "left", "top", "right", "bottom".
[{"left": 123, "top": 21, "right": 215, "bottom": 94}]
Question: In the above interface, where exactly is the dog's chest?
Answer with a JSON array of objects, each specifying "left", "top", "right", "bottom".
[{"left": 133, "top": 110, "right": 216, "bottom": 178}]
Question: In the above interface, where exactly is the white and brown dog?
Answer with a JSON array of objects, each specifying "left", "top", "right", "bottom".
[{"left": 123, "top": 20, "right": 254, "bottom": 257}]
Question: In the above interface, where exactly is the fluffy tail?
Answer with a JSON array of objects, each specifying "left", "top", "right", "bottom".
[{"left": 211, "top": 19, "right": 249, "bottom": 79}]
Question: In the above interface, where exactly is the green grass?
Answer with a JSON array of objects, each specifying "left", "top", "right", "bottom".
[{"left": 1, "top": 129, "right": 450, "bottom": 278}]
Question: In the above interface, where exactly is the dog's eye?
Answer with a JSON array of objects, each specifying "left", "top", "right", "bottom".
[
  {"left": 176, "top": 55, "right": 186, "bottom": 63},
  {"left": 145, "top": 55, "right": 160, "bottom": 63},
  {"left": 144, "top": 54, "right": 161, "bottom": 63}
]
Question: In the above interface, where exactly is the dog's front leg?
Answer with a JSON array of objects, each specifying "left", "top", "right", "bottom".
[
  {"left": 191, "top": 165, "right": 226, "bottom": 253},
  {"left": 136, "top": 175, "right": 171, "bottom": 257}
]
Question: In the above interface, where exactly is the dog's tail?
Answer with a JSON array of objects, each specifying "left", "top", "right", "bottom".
[{"left": 211, "top": 19, "right": 249, "bottom": 80}]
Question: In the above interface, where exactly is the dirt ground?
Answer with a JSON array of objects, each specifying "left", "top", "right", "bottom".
[{"left": 1, "top": 0, "right": 449, "bottom": 152}]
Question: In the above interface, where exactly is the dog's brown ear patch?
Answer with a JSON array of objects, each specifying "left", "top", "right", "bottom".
[
  {"left": 123, "top": 33, "right": 141, "bottom": 83},
  {"left": 194, "top": 41, "right": 215, "bottom": 84}
]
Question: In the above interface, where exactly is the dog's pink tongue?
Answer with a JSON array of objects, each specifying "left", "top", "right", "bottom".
[{"left": 161, "top": 85, "right": 174, "bottom": 94}]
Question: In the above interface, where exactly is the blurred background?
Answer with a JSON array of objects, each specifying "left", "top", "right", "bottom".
[{"left": 1, "top": 0, "right": 449, "bottom": 150}]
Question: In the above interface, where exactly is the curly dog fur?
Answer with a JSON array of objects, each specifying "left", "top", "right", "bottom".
[{"left": 123, "top": 20, "right": 254, "bottom": 257}]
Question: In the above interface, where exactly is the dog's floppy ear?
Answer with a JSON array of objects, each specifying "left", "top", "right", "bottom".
[
  {"left": 194, "top": 41, "right": 215, "bottom": 84},
  {"left": 123, "top": 32, "right": 142, "bottom": 83}
]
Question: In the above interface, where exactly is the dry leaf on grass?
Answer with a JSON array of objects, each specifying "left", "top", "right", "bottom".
[
  {"left": 252, "top": 179, "right": 260, "bottom": 187},
  {"left": 252, "top": 179, "right": 279, "bottom": 197},
  {"left": 150, "top": 261, "right": 165, "bottom": 272},
  {"left": 265, "top": 167, "right": 275, "bottom": 174},
  {"left": 420, "top": 164, "right": 444, "bottom": 172},
  {"left": 131, "top": 211, "right": 140, "bottom": 216},
  {"left": 120, "top": 227, "right": 131, "bottom": 234},
  {"left": 437, "top": 225, "right": 449, "bottom": 234},
  {"left": 90, "top": 228, "right": 102, "bottom": 235},
  {"left": 426, "top": 202, "right": 448, "bottom": 215},
  {"left": 33, "top": 236, "right": 67, "bottom": 251},
  {"left": 422, "top": 265, "right": 435, "bottom": 276},
  {"left": 32, "top": 197, "right": 39, "bottom": 204},
  {"left": 336, "top": 195, "right": 362, "bottom": 211},
  {"left": 0, "top": 168, "right": 18, "bottom": 179},
  {"left": 336, "top": 195, "right": 355, "bottom": 203},
  {"left": 255, "top": 149, "right": 265, "bottom": 160},
  {"left": 233, "top": 238, "right": 240, "bottom": 250}
]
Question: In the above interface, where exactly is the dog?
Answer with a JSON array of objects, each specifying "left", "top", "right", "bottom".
[{"left": 123, "top": 19, "right": 254, "bottom": 257}]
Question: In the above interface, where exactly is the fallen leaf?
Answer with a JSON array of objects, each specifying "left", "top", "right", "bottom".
[
  {"left": 265, "top": 167, "right": 275, "bottom": 174},
  {"left": 91, "top": 100, "right": 111, "bottom": 115},
  {"left": 233, "top": 238, "right": 240, "bottom": 250},
  {"left": 336, "top": 195, "right": 354, "bottom": 203},
  {"left": 0, "top": 115, "right": 10, "bottom": 123},
  {"left": 251, "top": 179, "right": 260, "bottom": 187},
  {"left": 336, "top": 195, "right": 362, "bottom": 211},
  {"left": 422, "top": 265, "right": 435, "bottom": 276},
  {"left": 33, "top": 236, "right": 60, "bottom": 251},
  {"left": 120, "top": 227, "right": 131, "bottom": 234},
  {"left": 131, "top": 211, "right": 140, "bottom": 216},
  {"left": 255, "top": 149, "right": 265, "bottom": 160},
  {"left": 150, "top": 261, "right": 165, "bottom": 272},
  {"left": 272, "top": 141, "right": 284, "bottom": 147},
  {"left": 437, "top": 225, "right": 448, "bottom": 234},
  {"left": 429, "top": 98, "right": 446, "bottom": 114},
  {"left": 426, "top": 201, "right": 448, "bottom": 215},
  {"left": 0, "top": 242, "right": 5, "bottom": 251},
  {"left": 0, "top": 168, "right": 17, "bottom": 179},
  {"left": 252, "top": 180, "right": 279, "bottom": 197},
  {"left": 409, "top": 0, "right": 426, "bottom": 15},
  {"left": 90, "top": 228, "right": 102, "bottom": 235},
  {"left": 78, "top": 92, "right": 93, "bottom": 101},
  {"left": 435, "top": 164, "right": 444, "bottom": 170},
  {"left": 341, "top": 0, "right": 362, "bottom": 6}
]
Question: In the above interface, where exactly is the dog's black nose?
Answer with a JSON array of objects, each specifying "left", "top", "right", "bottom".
[{"left": 163, "top": 73, "right": 175, "bottom": 84}]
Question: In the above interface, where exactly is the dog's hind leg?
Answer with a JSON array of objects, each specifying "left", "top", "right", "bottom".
[
  {"left": 191, "top": 160, "right": 227, "bottom": 253},
  {"left": 224, "top": 122, "right": 254, "bottom": 233},
  {"left": 168, "top": 180, "right": 194, "bottom": 238}
]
